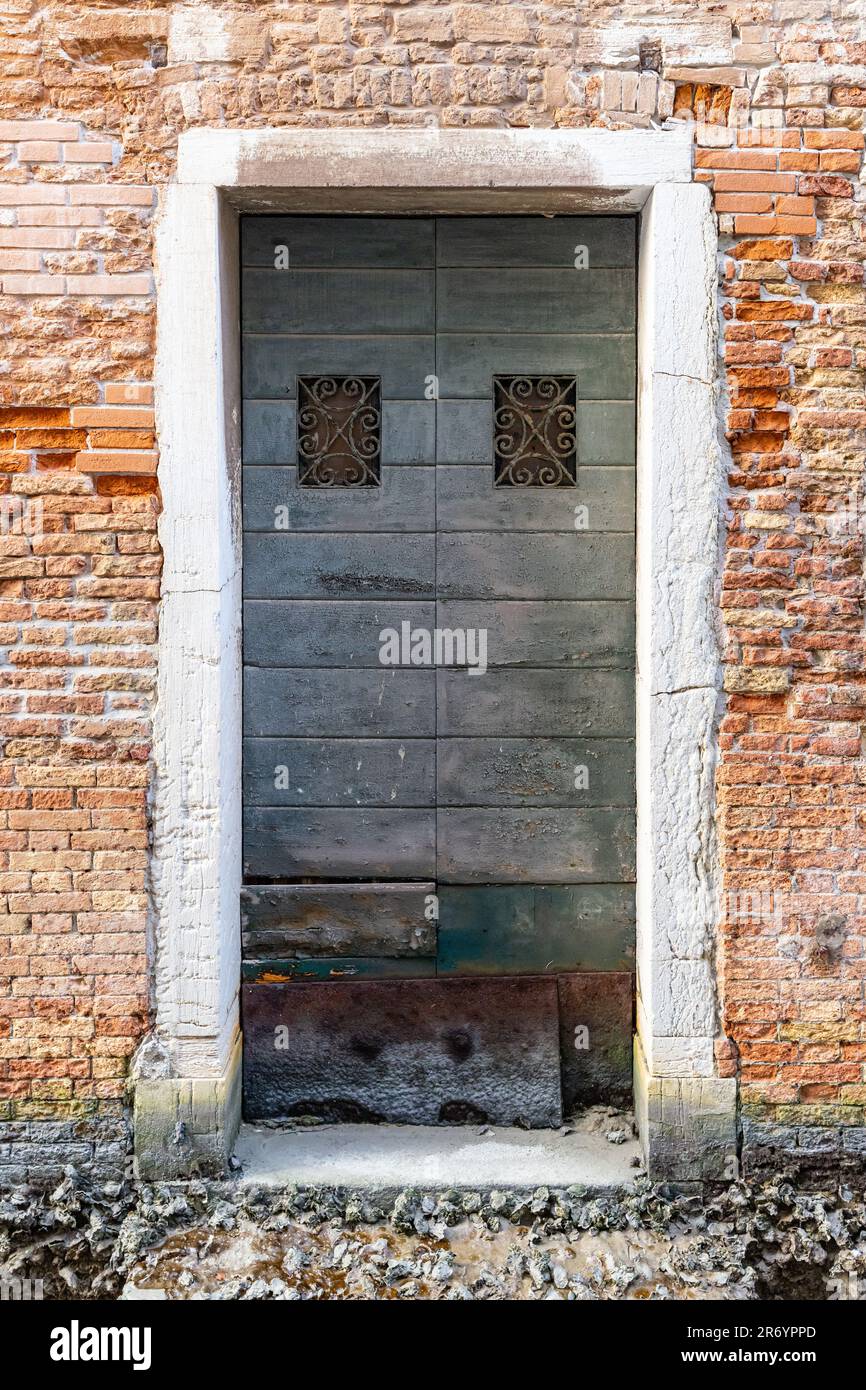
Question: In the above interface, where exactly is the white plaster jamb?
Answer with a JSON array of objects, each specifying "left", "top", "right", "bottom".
[
  {"left": 151, "top": 184, "right": 242, "bottom": 1080},
  {"left": 635, "top": 182, "right": 727, "bottom": 1080}
]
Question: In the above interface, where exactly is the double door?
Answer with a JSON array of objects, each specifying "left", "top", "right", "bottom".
[{"left": 240, "top": 215, "right": 636, "bottom": 1126}]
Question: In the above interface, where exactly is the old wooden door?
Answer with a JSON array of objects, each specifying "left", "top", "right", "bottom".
[{"left": 241, "top": 216, "right": 636, "bottom": 1127}]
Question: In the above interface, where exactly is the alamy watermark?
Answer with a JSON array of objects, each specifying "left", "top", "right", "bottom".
[
  {"left": 1, "top": 1273, "right": 43, "bottom": 1300},
  {"left": 0, "top": 496, "right": 43, "bottom": 538},
  {"left": 378, "top": 621, "right": 488, "bottom": 675}
]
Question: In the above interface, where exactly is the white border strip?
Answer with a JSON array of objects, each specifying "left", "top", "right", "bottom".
[{"left": 177, "top": 126, "right": 693, "bottom": 192}]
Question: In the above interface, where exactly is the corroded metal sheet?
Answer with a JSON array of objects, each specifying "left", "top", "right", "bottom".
[
  {"left": 241, "top": 883, "right": 436, "bottom": 959},
  {"left": 242, "top": 957, "right": 434, "bottom": 983},
  {"left": 242, "top": 976, "right": 562, "bottom": 1127},
  {"left": 557, "top": 972, "right": 633, "bottom": 1111}
]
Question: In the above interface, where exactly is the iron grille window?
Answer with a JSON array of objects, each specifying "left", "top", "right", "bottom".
[
  {"left": 297, "top": 375, "right": 382, "bottom": 487},
  {"left": 493, "top": 374, "right": 578, "bottom": 487}
]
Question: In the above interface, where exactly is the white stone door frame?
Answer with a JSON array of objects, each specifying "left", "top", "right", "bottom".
[{"left": 139, "top": 127, "right": 735, "bottom": 1181}]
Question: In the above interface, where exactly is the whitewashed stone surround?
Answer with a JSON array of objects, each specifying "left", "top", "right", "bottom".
[{"left": 144, "top": 126, "right": 733, "bottom": 1178}]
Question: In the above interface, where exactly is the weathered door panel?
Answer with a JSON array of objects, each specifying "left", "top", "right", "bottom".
[
  {"left": 241, "top": 882, "right": 437, "bottom": 958},
  {"left": 434, "top": 215, "right": 635, "bottom": 268},
  {"left": 436, "top": 533, "right": 634, "bottom": 601},
  {"left": 242, "top": 269, "right": 435, "bottom": 335},
  {"left": 244, "top": 600, "right": 436, "bottom": 668},
  {"left": 436, "top": 268, "right": 635, "bottom": 334},
  {"left": 435, "top": 337, "right": 635, "bottom": 403},
  {"left": 435, "top": 600, "right": 635, "bottom": 668},
  {"left": 244, "top": 668, "right": 435, "bottom": 738},
  {"left": 432, "top": 213, "right": 635, "bottom": 962},
  {"left": 243, "top": 739, "right": 435, "bottom": 808},
  {"left": 436, "top": 464, "right": 635, "bottom": 531},
  {"left": 244, "top": 807, "right": 436, "bottom": 880},
  {"left": 243, "top": 338, "right": 436, "bottom": 404},
  {"left": 243, "top": 533, "right": 436, "bottom": 600},
  {"left": 436, "top": 807, "right": 636, "bottom": 885},
  {"left": 436, "top": 737, "right": 635, "bottom": 806},
  {"left": 242, "top": 221, "right": 437, "bottom": 888},
  {"left": 243, "top": 466, "right": 436, "bottom": 531},
  {"left": 242, "top": 215, "right": 436, "bottom": 269},
  {"left": 436, "top": 668, "right": 634, "bottom": 737},
  {"left": 436, "top": 885, "right": 635, "bottom": 975}
]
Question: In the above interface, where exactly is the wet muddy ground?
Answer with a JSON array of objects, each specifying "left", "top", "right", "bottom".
[
  {"left": 3, "top": 1110, "right": 866, "bottom": 1301},
  {"left": 122, "top": 1215, "right": 753, "bottom": 1300}
]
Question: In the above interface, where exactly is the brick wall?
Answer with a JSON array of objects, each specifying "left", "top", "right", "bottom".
[
  {"left": 0, "top": 1, "right": 864, "bottom": 1183},
  {"left": 0, "top": 111, "right": 158, "bottom": 1180}
]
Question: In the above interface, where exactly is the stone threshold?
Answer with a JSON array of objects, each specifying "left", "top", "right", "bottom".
[{"left": 233, "top": 1120, "right": 642, "bottom": 1193}]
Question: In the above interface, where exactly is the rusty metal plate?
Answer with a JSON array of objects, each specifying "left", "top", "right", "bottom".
[
  {"left": 242, "top": 958, "right": 435, "bottom": 984},
  {"left": 557, "top": 972, "right": 633, "bottom": 1112},
  {"left": 242, "top": 976, "right": 562, "bottom": 1127}
]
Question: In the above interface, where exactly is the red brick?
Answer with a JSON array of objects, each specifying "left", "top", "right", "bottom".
[
  {"left": 65, "top": 274, "right": 151, "bottom": 296},
  {"left": 736, "top": 301, "right": 814, "bottom": 322},
  {"left": 733, "top": 214, "right": 818, "bottom": 234},
  {"left": 74, "top": 451, "right": 157, "bottom": 475},
  {"left": 714, "top": 172, "right": 797, "bottom": 192},
  {"left": 779, "top": 151, "right": 819, "bottom": 171},
  {"left": 831, "top": 86, "right": 866, "bottom": 106},
  {"left": 775, "top": 195, "right": 816, "bottom": 216},
  {"left": 798, "top": 173, "right": 855, "bottom": 197},
  {"left": 103, "top": 384, "right": 153, "bottom": 406},
  {"left": 18, "top": 142, "right": 61, "bottom": 163},
  {"left": 789, "top": 260, "right": 827, "bottom": 280},
  {"left": 70, "top": 406, "right": 154, "bottom": 427},
  {"left": 716, "top": 193, "right": 773, "bottom": 213},
  {"left": 62, "top": 142, "right": 114, "bottom": 164},
  {"left": 731, "top": 238, "right": 794, "bottom": 260},
  {"left": 819, "top": 150, "right": 861, "bottom": 171},
  {"left": 696, "top": 149, "right": 779, "bottom": 170}
]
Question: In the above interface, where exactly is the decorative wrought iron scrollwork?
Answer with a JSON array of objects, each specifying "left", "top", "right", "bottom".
[
  {"left": 493, "top": 375, "right": 578, "bottom": 487},
  {"left": 297, "top": 376, "right": 381, "bottom": 486}
]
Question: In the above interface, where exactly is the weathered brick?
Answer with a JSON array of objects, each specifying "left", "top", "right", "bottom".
[{"left": 17, "top": 141, "right": 61, "bottom": 162}]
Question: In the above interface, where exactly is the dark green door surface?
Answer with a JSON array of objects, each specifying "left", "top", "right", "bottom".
[{"left": 240, "top": 216, "right": 636, "bottom": 1125}]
